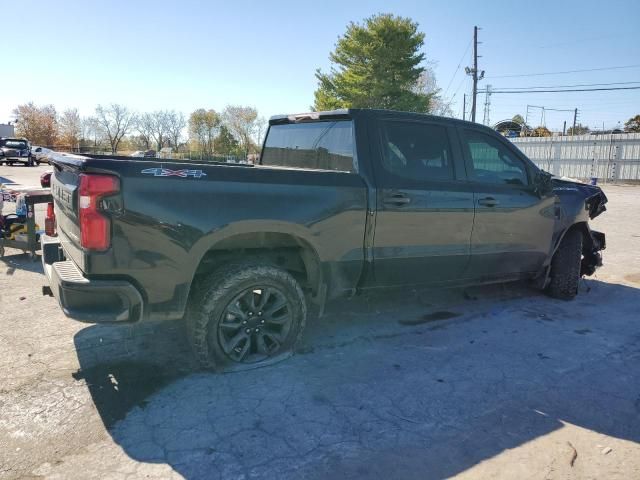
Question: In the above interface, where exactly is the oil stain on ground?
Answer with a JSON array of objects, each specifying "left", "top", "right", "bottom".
[{"left": 400, "top": 311, "right": 460, "bottom": 326}]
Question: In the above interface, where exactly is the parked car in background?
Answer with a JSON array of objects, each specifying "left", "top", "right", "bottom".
[
  {"left": 0, "top": 138, "right": 33, "bottom": 166},
  {"left": 129, "top": 150, "right": 156, "bottom": 158},
  {"left": 32, "top": 146, "right": 54, "bottom": 164}
]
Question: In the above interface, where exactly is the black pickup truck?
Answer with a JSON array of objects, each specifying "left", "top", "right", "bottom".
[{"left": 42, "top": 109, "right": 607, "bottom": 369}]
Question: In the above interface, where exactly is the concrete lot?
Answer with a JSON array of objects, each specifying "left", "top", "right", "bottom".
[{"left": 1, "top": 164, "right": 639, "bottom": 479}]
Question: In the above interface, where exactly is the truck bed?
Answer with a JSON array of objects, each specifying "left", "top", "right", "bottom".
[{"left": 47, "top": 152, "right": 369, "bottom": 321}]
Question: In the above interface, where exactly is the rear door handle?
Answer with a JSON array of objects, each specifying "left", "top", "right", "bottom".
[
  {"left": 477, "top": 197, "right": 499, "bottom": 207},
  {"left": 383, "top": 192, "right": 411, "bottom": 207}
]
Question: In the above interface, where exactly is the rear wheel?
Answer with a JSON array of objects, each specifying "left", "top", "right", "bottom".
[
  {"left": 186, "top": 262, "right": 307, "bottom": 370},
  {"left": 547, "top": 229, "right": 583, "bottom": 300}
]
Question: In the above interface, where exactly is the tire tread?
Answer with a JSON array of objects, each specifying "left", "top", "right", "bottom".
[{"left": 547, "top": 229, "right": 583, "bottom": 300}]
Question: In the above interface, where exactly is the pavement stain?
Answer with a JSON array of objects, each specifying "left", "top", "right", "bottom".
[
  {"left": 574, "top": 329, "right": 592, "bottom": 335},
  {"left": 399, "top": 310, "right": 460, "bottom": 326},
  {"left": 624, "top": 273, "right": 640, "bottom": 284}
]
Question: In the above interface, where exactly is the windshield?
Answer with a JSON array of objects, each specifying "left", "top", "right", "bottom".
[{"left": 1, "top": 140, "right": 28, "bottom": 149}]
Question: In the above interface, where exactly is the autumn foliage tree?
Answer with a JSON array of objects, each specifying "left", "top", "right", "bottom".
[
  {"left": 59, "top": 108, "right": 82, "bottom": 150},
  {"left": 531, "top": 126, "right": 552, "bottom": 137},
  {"left": 13, "top": 103, "right": 58, "bottom": 146},
  {"left": 222, "top": 105, "right": 259, "bottom": 158},
  {"left": 313, "top": 14, "right": 432, "bottom": 113},
  {"left": 189, "top": 109, "right": 221, "bottom": 157},
  {"left": 624, "top": 115, "right": 640, "bottom": 133}
]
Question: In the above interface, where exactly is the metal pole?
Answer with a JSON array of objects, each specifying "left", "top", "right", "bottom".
[
  {"left": 572, "top": 108, "right": 578, "bottom": 136},
  {"left": 463, "top": 94, "right": 466, "bottom": 121},
  {"left": 471, "top": 26, "right": 478, "bottom": 123}
]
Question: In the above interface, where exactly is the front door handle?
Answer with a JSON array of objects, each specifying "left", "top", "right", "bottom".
[
  {"left": 477, "top": 197, "right": 499, "bottom": 207},
  {"left": 383, "top": 193, "right": 411, "bottom": 207}
]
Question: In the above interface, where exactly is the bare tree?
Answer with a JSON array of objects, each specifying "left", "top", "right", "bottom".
[
  {"left": 150, "top": 110, "right": 171, "bottom": 151},
  {"left": 167, "top": 111, "right": 187, "bottom": 150},
  {"left": 222, "top": 105, "right": 258, "bottom": 158},
  {"left": 81, "top": 116, "right": 104, "bottom": 151},
  {"left": 136, "top": 113, "right": 155, "bottom": 150},
  {"left": 254, "top": 116, "right": 268, "bottom": 147},
  {"left": 59, "top": 108, "right": 82, "bottom": 151},
  {"left": 413, "top": 64, "right": 454, "bottom": 117},
  {"left": 95, "top": 104, "right": 136, "bottom": 154}
]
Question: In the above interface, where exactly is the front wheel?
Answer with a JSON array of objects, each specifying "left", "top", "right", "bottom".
[
  {"left": 186, "top": 262, "right": 307, "bottom": 370},
  {"left": 547, "top": 229, "right": 583, "bottom": 300}
]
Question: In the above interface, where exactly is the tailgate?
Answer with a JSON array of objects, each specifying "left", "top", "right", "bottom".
[{"left": 51, "top": 157, "right": 85, "bottom": 270}]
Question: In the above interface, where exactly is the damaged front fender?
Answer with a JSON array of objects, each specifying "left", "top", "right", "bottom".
[
  {"left": 535, "top": 177, "right": 608, "bottom": 287},
  {"left": 552, "top": 177, "right": 608, "bottom": 220}
]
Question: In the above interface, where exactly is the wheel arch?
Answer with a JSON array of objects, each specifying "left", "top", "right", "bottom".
[
  {"left": 188, "top": 227, "right": 324, "bottom": 300},
  {"left": 537, "top": 221, "right": 594, "bottom": 289}
]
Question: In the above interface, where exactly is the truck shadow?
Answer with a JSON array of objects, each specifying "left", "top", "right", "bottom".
[{"left": 73, "top": 279, "right": 640, "bottom": 479}]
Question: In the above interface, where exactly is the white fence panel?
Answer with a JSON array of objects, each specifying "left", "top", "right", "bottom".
[{"left": 511, "top": 133, "right": 640, "bottom": 181}]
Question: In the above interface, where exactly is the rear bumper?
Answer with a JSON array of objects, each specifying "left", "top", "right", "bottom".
[{"left": 41, "top": 235, "right": 144, "bottom": 323}]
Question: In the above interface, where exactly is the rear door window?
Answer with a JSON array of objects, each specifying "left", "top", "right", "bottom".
[
  {"left": 261, "top": 121, "right": 355, "bottom": 172},
  {"left": 379, "top": 121, "right": 455, "bottom": 182}
]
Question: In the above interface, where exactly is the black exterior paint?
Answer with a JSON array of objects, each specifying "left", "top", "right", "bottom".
[{"left": 43, "top": 109, "right": 607, "bottom": 323}]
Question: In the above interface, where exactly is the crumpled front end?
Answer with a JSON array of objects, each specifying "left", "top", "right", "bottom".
[
  {"left": 551, "top": 177, "right": 608, "bottom": 277},
  {"left": 552, "top": 177, "right": 608, "bottom": 220},
  {"left": 582, "top": 229, "right": 605, "bottom": 276}
]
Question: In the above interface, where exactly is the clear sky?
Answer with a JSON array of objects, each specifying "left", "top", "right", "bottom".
[{"left": 1, "top": 0, "right": 639, "bottom": 131}]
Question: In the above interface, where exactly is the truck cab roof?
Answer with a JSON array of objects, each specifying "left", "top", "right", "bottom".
[{"left": 268, "top": 108, "right": 498, "bottom": 134}]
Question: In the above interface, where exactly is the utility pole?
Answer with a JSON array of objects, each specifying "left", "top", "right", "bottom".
[
  {"left": 572, "top": 108, "right": 578, "bottom": 136},
  {"left": 465, "top": 26, "right": 484, "bottom": 123},
  {"left": 463, "top": 94, "right": 466, "bottom": 121},
  {"left": 471, "top": 26, "right": 478, "bottom": 122},
  {"left": 563, "top": 120, "right": 567, "bottom": 136}
]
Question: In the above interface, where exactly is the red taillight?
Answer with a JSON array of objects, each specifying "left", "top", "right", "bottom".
[
  {"left": 78, "top": 174, "right": 119, "bottom": 251},
  {"left": 45, "top": 202, "right": 56, "bottom": 236}
]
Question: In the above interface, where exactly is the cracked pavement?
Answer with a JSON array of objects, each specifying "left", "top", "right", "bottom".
[{"left": 1, "top": 165, "right": 639, "bottom": 479}]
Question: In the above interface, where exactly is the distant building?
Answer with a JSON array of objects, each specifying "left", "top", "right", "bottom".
[{"left": 0, "top": 123, "right": 15, "bottom": 137}]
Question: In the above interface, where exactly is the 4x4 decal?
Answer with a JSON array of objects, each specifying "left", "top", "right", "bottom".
[{"left": 141, "top": 167, "right": 207, "bottom": 178}]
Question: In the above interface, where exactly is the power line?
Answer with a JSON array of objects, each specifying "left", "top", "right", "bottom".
[
  {"left": 449, "top": 71, "right": 468, "bottom": 102},
  {"left": 495, "top": 81, "right": 640, "bottom": 90},
  {"left": 479, "top": 86, "right": 640, "bottom": 94},
  {"left": 443, "top": 39, "right": 472, "bottom": 97},
  {"left": 487, "top": 64, "right": 640, "bottom": 79}
]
